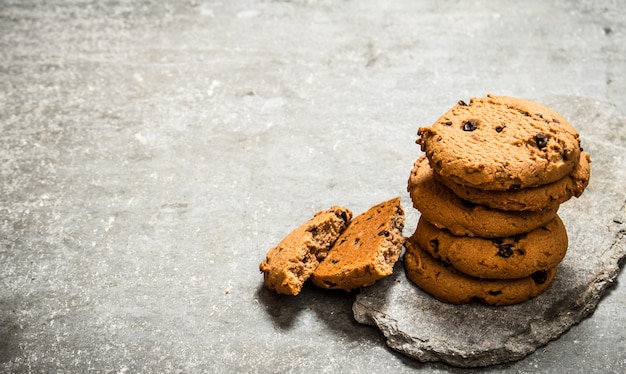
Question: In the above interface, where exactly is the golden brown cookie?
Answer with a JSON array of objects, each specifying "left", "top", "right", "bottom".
[
  {"left": 407, "top": 156, "right": 559, "bottom": 238},
  {"left": 312, "top": 197, "right": 405, "bottom": 291},
  {"left": 403, "top": 239, "right": 557, "bottom": 306},
  {"left": 417, "top": 95, "right": 582, "bottom": 191},
  {"left": 439, "top": 152, "right": 591, "bottom": 211},
  {"left": 259, "top": 206, "right": 352, "bottom": 295},
  {"left": 412, "top": 216, "right": 568, "bottom": 279}
]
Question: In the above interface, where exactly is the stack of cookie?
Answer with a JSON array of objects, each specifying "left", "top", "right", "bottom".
[{"left": 404, "top": 95, "right": 591, "bottom": 306}]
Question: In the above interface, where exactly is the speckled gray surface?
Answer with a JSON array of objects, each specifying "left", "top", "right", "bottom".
[{"left": 1, "top": 1, "right": 626, "bottom": 373}]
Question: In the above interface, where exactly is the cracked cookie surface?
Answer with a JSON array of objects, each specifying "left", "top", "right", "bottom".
[
  {"left": 404, "top": 239, "right": 557, "bottom": 306},
  {"left": 417, "top": 95, "right": 582, "bottom": 191},
  {"left": 411, "top": 216, "right": 568, "bottom": 279}
]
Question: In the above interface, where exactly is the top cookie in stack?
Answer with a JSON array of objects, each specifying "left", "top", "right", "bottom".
[{"left": 417, "top": 94, "right": 590, "bottom": 212}]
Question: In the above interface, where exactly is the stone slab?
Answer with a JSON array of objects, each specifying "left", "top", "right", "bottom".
[{"left": 353, "top": 96, "right": 626, "bottom": 367}]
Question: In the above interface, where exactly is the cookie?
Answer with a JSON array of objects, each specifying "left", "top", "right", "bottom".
[
  {"left": 259, "top": 206, "right": 352, "bottom": 295},
  {"left": 439, "top": 152, "right": 591, "bottom": 211},
  {"left": 417, "top": 95, "right": 582, "bottom": 191},
  {"left": 407, "top": 156, "right": 558, "bottom": 238},
  {"left": 412, "top": 216, "right": 568, "bottom": 279},
  {"left": 403, "top": 239, "right": 557, "bottom": 306},
  {"left": 312, "top": 197, "right": 405, "bottom": 291}
]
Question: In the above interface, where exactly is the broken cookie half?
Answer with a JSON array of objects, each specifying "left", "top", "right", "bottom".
[
  {"left": 312, "top": 197, "right": 405, "bottom": 291},
  {"left": 259, "top": 206, "right": 353, "bottom": 295}
]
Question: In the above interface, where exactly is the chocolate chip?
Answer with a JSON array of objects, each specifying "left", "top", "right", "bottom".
[
  {"left": 378, "top": 230, "right": 390, "bottom": 237},
  {"left": 429, "top": 239, "right": 440, "bottom": 253},
  {"left": 530, "top": 270, "right": 548, "bottom": 284},
  {"left": 339, "top": 211, "right": 348, "bottom": 223},
  {"left": 495, "top": 124, "right": 506, "bottom": 133},
  {"left": 496, "top": 243, "right": 514, "bottom": 258},
  {"left": 535, "top": 113, "right": 543, "bottom": 118},
  {"left": 534, "top": 133, "right": 548, "bottom": 149},
  {"left": 353, "top": 238, "right": 360, "bottom": 245},
  {"left": 463, "top": 120, "right": 478, "bottom": 131},
  {"left": 445, "top": 121, "right": 453, "bottom": 126},
  {"left": 458, "top": 100, "right": 468, "bottom": 106}
]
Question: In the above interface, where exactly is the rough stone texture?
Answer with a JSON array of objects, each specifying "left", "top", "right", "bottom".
[
  {"left": 354, "top": 97, "right": 626, "bottom": 367},
  {"left": 1, "top": 1, "right": 626, "bottom": 373}
]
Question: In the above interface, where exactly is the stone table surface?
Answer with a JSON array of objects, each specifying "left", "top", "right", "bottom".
[{"left": 1, "top": 0, "right": 625, "bottom": 373}]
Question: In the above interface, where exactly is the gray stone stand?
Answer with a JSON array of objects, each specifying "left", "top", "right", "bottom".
[{"left": 354, "top": 97, "right": 626, "bottom": 367}]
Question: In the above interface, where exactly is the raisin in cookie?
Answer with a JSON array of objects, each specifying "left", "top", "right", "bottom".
[
  {"left": 417, "top": 95, "right": 582, "bottom": 191},
  {"left": 412, "top": 216, "right": 568, "bottom": 279},
  {"left": 259, "top": 206, "right": 352, "bottom": 295},
  {"left": 408, "top": 156, "right": 558, "bottom": 238},
  {"left": 439, "top": 152, "right": 591, "bottom": 211},
  {"left": 312, "top": 197, "right": 405, "bottom": 291},
  {"left": 404, "top": 239, "right": 557, "bottom": 306}
]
